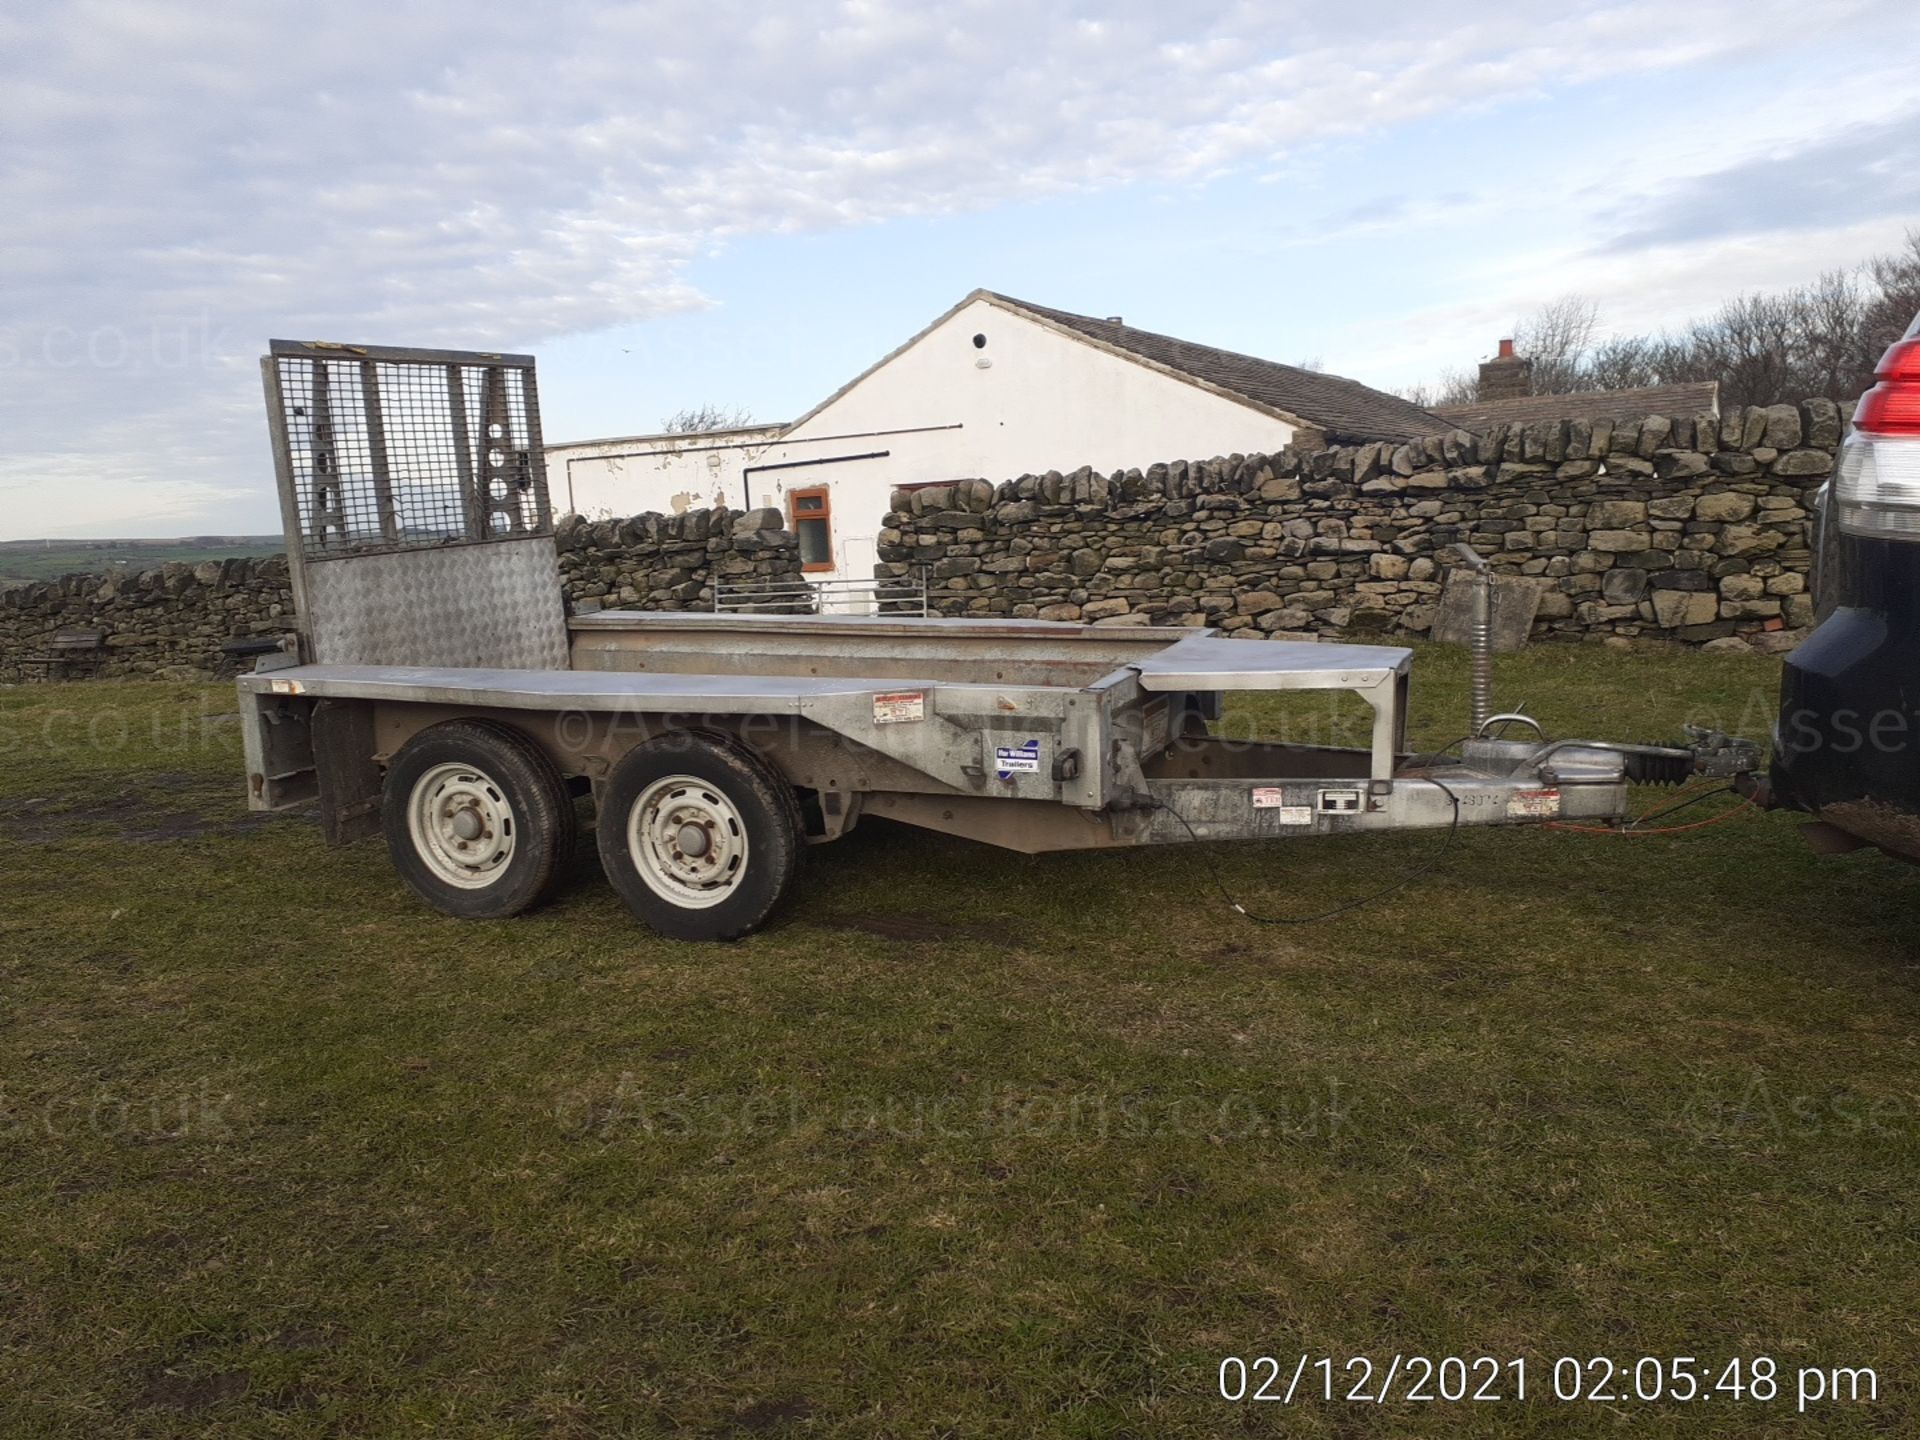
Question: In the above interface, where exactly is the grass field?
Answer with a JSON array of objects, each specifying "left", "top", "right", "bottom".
[
  {"left": 0, "top": 537, "right": 281, "bottom": 587},
  {"left": 3, "top": 643, "right": 1918, "bottom": 1436}
]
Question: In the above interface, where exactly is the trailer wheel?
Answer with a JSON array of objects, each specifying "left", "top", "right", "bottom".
[
  {"left": 382, "top": 720, "right": 576, "bottom": 920},
  {"left": 596, "top": 732, "right": 802, "bottom": 941}
]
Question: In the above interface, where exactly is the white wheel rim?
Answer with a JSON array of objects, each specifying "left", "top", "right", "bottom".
[
  {"left": 627, "top": 774, "right": 749, "bottom": 909},
  {"left": 407, "top": 761, "right": 517, "bottom": 889}
]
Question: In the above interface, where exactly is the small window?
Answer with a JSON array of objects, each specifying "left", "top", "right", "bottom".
[
  {"left": 972, "top": 332, "right": 987, "bottom": 349},
  {"left": 789, "top": 486, "right": 833, "bottom": 571}
]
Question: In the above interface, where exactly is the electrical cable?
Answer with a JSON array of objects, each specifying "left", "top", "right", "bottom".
[
  {"left": 1154, "top": 778, "right": 1463, "bottom": 926},
  {"left": 1546, "top": 792, "right": 1754, "bottom": 837},
  {"left": 1624, "top": 784, "right": 1735, "bottom": 830},
  {"left": 1399, "top": 735, "right": 1475, "bottom": 767}
]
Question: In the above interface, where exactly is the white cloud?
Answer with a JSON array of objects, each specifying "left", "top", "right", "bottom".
[
  {"left": 1347, "top": 75, "right": 1920, "bottom": 389},
  {"left": 2, "top": 0, "right": 1914, "bottom": 534}
]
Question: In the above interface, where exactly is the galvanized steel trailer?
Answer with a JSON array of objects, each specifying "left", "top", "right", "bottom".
[{"left": 237, "top": 342, "right": 1732, "bottom": 940}]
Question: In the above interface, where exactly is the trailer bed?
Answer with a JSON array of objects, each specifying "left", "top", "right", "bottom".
[
  {"left": 243, "top": 611, "right": 1417, "bottom": 811},
  {"left": 244, "top": 614, "right": 1409, "bottom": 706},
  {"left": 242, "top": 662, "right": 924, "bottom": 713}
]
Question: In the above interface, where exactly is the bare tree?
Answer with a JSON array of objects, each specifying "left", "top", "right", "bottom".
[
  {"left": 1864, "top": 229, "right": 1920, "bottom": 357},
  {"left": 1674, "top": 274, "right": 1880, "bottom": 407},
  {"left": 660, "top": 403, "right": 757, "bottom": 434},
  {"left": 1513, "top": 295, "right": 1600, "bottom": 395},
  {"left": 1582, "top": 334, "right": 1659, "bottom": 392},
  {"left": 1688, "top": 293, "right": 1801, "bottom": 408},
  {"left": 1409, "top": 235, "right": 1920, "bottom": 410},
  {"left": 1397, "top": 367, "right": 1477, "bottom": 410},
  {"left": 1793, "top": 268, "right": 1873, "bottom": 402}
]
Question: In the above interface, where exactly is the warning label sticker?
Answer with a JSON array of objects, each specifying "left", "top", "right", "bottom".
[
  {"left": 995, "top": 739, "right": 1043, "bottom": 778},
  {"left": 872, "top": 691, "right": 925, "bottom": 725},
  {"left": 1254, "top": 788, "right": 1313, "bottom": 825},
  {"left": 1507, "top": 787, "right": 1562, "bottom": 819}
]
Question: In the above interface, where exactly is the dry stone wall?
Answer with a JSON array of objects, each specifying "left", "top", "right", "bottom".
[
  {"left": 0, "top": 401, "right": 1847, "bottom": 681},
  {"left": 554, "top": 506, "right": 804, "bottom": 613},
  {"left": 0, "top": 556, "right": 297, "bottom": 682},
  {"left": 0, "top": 508, "right": 804, "bottom": 680},
  {"left": 875, "top": 400, "right": 1844, "bottom": 654}
]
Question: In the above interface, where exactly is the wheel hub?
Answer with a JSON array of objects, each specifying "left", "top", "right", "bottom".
[
  {"left": 629, "top": 776, "right": 749, "bottom": 909},
  {"left": 407, "top": 763, "right": 516, "bottom": 888}
]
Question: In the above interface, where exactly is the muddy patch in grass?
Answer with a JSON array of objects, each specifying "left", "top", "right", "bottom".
[
  {"left": 0, "top": 774, "right": 296, "bottom": 843},
  {"left": 264, "top": 1326, "right": 335, "bottom": 1352},
  {"left": 134, "top": 1368, "right": 251, "bottom": 1413},
  {"left": 815, "top": 912, "right": 1013, "bottom": 947},
  {"left": 727, "top": 1395, "right": 813, "bottom": 1431},
  {"left": 1193, "top": 936, "right": 1317, "bottom": 974}
]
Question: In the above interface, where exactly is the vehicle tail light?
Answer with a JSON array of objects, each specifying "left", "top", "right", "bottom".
[
  {"left": 1835, "top": 334, "right": 1920, "bottom": 538},
  {"left": 1853, "top": 340, "right": 1920, "bottom": 434}
]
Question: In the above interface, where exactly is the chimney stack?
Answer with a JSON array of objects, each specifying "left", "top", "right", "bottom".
[{"left": 1478, "top": 337, "right": 1531, "bottom": 401}]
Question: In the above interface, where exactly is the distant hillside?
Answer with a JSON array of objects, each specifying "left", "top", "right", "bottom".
[{"left": 0, "top": 536, "right": 282, "bottom": 586}]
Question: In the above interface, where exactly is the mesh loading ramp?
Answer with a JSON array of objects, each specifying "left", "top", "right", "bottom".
[{"left": 260, "top": 341, "right": 567, "bottom": 669}]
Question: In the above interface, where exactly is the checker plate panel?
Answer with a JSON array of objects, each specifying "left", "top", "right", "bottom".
[{"left": 304, "top": 539, "right": 569, "bottom": 669}]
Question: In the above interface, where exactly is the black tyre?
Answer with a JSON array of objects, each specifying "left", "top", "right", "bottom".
[
  {"left": 381, "top": 719, "right": 577, "bottom": 920},
  {"left": 596, "top": 731, "right": 803, "bottom": 941}
]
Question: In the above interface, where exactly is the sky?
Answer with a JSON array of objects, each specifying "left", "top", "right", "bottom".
[{"left": 3, "top": 0, "right": 1919, "bottom": 540}]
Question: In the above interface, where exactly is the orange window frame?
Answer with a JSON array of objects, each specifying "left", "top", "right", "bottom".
[{"left": 789, "top": 485, "right": 834, "bottom": 572}]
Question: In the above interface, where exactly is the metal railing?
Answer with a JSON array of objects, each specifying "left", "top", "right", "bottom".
[{"left": 713, "top": 569, "right": 929, "bottom": 617}]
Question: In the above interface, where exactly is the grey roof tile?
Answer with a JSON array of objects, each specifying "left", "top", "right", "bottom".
[
  {"left": 1434, "top": 382, "right": 1722, "bottom": 433},
  {"left": 990, "top": 293, "right": 1450, "bottom": 444}
]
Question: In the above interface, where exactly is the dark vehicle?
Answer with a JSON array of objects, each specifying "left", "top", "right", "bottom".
[{"left": 1768, "top": 310, "right": 1920, "bottom": 858}]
